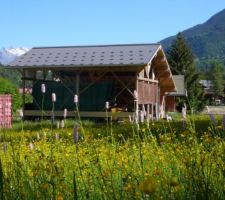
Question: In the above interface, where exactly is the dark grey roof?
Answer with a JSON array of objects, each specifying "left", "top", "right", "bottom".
[{"left": 8, "top": 44, "right": 161, "bottom": 68}]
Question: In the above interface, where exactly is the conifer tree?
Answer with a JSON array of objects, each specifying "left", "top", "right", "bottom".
[
  {"left": 210, "top": 61, "right": 224, "bottom": 98},
  {"left": 167, "top": 33, "right": 205, "bottom": 112}
]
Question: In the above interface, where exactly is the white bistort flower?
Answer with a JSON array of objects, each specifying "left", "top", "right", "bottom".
[
  {"left": 19, "top": 109, "right": 24, "bottom": 119},
  {"left": 128, "top": 115, "right": 133, "bottom": 123},
  {"left": 55, "top": 133, "right": 60, "bottom": 140},
  {"left": 29, "top": 143, "right": 34, "bottom": 151},
  {"left": 105, "top": 101, "right": 109, "bottom": 109},
  {"left": 74, "top": 94, "right": 78, "bottom": 103},
  {"left": 140, "top": 110, "right": 145, "bottom": 123},
  {"left": 61, "top": 120, "right": 65, "bottom": 128},
  {"left": 63, "top": 108, "right": 67, "bottom": 119},
  {"left": 56, "top": 121, "right": 60, "bottom": 129},
  {"left": 52, "top": 93, "right": 56, "bottom": 102},
  {"left": 41, "top": 84, "right": 46, "bottom": 93},
  {"left": 36, "top": 133, "right": 40, "bottom": 140}
]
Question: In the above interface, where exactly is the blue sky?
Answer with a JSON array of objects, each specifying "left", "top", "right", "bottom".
[{"left": 1, "top": 0, "right": 225, "bottom": 48}]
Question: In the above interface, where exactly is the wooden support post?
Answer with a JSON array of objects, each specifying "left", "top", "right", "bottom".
[
  {"left": 147, "top": 104, "right": 150, "bottom": 122},
  {"left": 111, "top": 72, "right": 134, "bottom": 96},
  {"left": 43, "top": 69, "right": 46, "bottom": 81},
  {"left": 140, "top": 104, "right": 144, "bottom": 123},
  {"left": 151, "top": 104, "right": 154, "bottom": 120},
  {"left": 22, "top": 69, "right": 25, "bottom": 113},
  {"left": 156, "top": 83, "right": 160, "bottom": 120},
  {"left": 76, "top": 72, "right": 80, "bottom": 107},
  {"left": 135, "top": 74, "right": 139, "bottom": 123},
  {"left": 162, "top": 95, "right": 166, "bottom": 118},
  {"left": 174, "top": 96, "right": 176, "bottom": 112},
  {"left": 155, "top": 103, "right": 159, "bottom": 120},
  {"left": 76, "top": 72, "right": 80, "bottom": 95}
]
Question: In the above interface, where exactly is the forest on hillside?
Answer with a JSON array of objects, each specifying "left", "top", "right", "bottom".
[{"left": 0, "top": 63, "right": 21, "bottom": 86}]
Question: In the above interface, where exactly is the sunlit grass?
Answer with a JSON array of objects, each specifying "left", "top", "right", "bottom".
[{"left": 0, "top": 115, "right": 224, "bottom": 199}]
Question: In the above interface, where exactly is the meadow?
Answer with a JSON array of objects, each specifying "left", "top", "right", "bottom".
[{"left": 0, "top": 115, "right": 225, "bottom": 200}]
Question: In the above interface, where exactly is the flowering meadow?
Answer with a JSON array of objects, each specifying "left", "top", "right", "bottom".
[{"left": 0, "top": 116, "right": 224, "bottom": 200}]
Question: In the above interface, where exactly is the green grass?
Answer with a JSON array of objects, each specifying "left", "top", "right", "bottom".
[{"left": 0, "top": 115, "right": 224, "bottom": 199}]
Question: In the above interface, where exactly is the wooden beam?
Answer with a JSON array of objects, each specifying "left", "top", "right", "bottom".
[
  {"left": 79, "top": 71, "right": 107, "bottom": 94},
  {"left": 159, "top": 76, "right": 173, "bottom": 83},
  {"left": 111, "top": 72, "right": 134, "bottom": 96},
  {"left": 155, "top": 68, "right": 169, "bottom": 74},
  {"left": 155, "top": 70, "right": 170, "bottom": 78},
  {"left": 153, "top": 62, "right": 169, "bottom": 70},
  {"left": 160, "top": 87, "right": 176, "bottom": 92},
  {"left": 22, "top": 69, "right": 25, "bottom": 113},
  {"left": 21, "top": 77, "right": 36, "bottom": 81},
  {"left": 147, "top": 104, "right": 150, "bottom": 121},
  {"left": 135, "top": 72, "right": 139, "bottom": 123},
  {"left": 137, "top": 77, "right": 158, "bottom": 83},
  {"left": 76, "top": 72, "right": 80, "bottom": 95},
  {"left": 13, "top": 65, "right": 144, "bottom": 72},
  {"left": 24, "top": 110, "right": 134, "bottom": 118},
  {"left": 151, "top": 104, "right": 154, "bottom": 119}
]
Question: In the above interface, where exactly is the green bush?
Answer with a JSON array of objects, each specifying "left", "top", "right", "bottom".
[{"left": 0, "top": 77, "right": 22, "bottom": 112}]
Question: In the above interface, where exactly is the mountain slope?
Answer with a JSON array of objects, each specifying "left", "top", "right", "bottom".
[
  {"left": 0, "top": 47, "right": 29, "bottom": 65},
  {"left": 160, "top": 8, "right": 225, "bottom": 62},
  {"left": 0, "top": 48, "right": 29, "bottom": 86}
]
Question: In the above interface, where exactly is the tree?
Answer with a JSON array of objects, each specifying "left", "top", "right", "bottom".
[
  {"left": 0, "top": 64, "right": 21, "bottom": 87},
  {"left": 167, "top": 33, "right": 205, "bottom": 112},
  {"left": 167, "top": 33, "right": 195, "bottom": 75},
  {"left": 0, "top": 78, "right": 22, "bottom": 112},
  {"left": 210, "top": 61, "right": 224, "bottom": 97}
]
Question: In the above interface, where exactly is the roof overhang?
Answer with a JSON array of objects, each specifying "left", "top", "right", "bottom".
[
  {"left": 7, "top": 63, "right": 145, "bottom": 71},
  {"left": 150, "top": 46, "right": 176, "bottom": 92}
]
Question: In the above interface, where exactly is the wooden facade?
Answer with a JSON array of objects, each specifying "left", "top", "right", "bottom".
[{"left": 165, "top": 96, "right": 176, "bottom": 112}]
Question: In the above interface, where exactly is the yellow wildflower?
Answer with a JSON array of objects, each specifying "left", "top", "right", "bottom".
[
  {"left": 170, "top": 176, "right": 179, "bottom": 187},
  {"left": 57, "top": 193, "right": 64, "bottom": 200},
  {"left": 139, "top": 177, "right": 156, "bottom": 194},
  {"left": 40, "top": 183, "right": 49, "bottom": 190}
]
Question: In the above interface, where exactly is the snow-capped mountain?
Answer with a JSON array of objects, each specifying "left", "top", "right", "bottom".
[{"left": 0, "top": 47, "right": 29, "bottom": 65}]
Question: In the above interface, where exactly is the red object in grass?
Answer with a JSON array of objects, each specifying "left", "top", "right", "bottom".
[{"left": 0, "top": 95, "right": 12, "bottom": 129}]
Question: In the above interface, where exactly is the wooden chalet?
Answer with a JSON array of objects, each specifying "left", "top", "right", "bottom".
[{"left": 8, "top": 44, "right": 176, "bottom": 120}]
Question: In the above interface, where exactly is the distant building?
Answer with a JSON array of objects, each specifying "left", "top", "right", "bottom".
[
  {"left": 199, "top": 79, "right": 224, "bottom": 105},
  {"left": 165, "top": 75, "right": 187, "bottom": 112},
  {"left": 199, "top": 80, "right": 214, "bottom": 95}
]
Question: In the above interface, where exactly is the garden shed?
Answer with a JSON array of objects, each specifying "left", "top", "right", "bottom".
[{"left": 9, "top": 44, "right": 176, "bottom": 120}]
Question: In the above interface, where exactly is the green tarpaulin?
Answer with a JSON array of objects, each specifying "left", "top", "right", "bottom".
[{"left": 32, "top": 80, "right": 115, "bottom": 111}]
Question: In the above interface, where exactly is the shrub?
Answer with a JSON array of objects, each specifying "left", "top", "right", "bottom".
[{"left": 0, "top": 77, "right": 22, "bottom": 112}]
